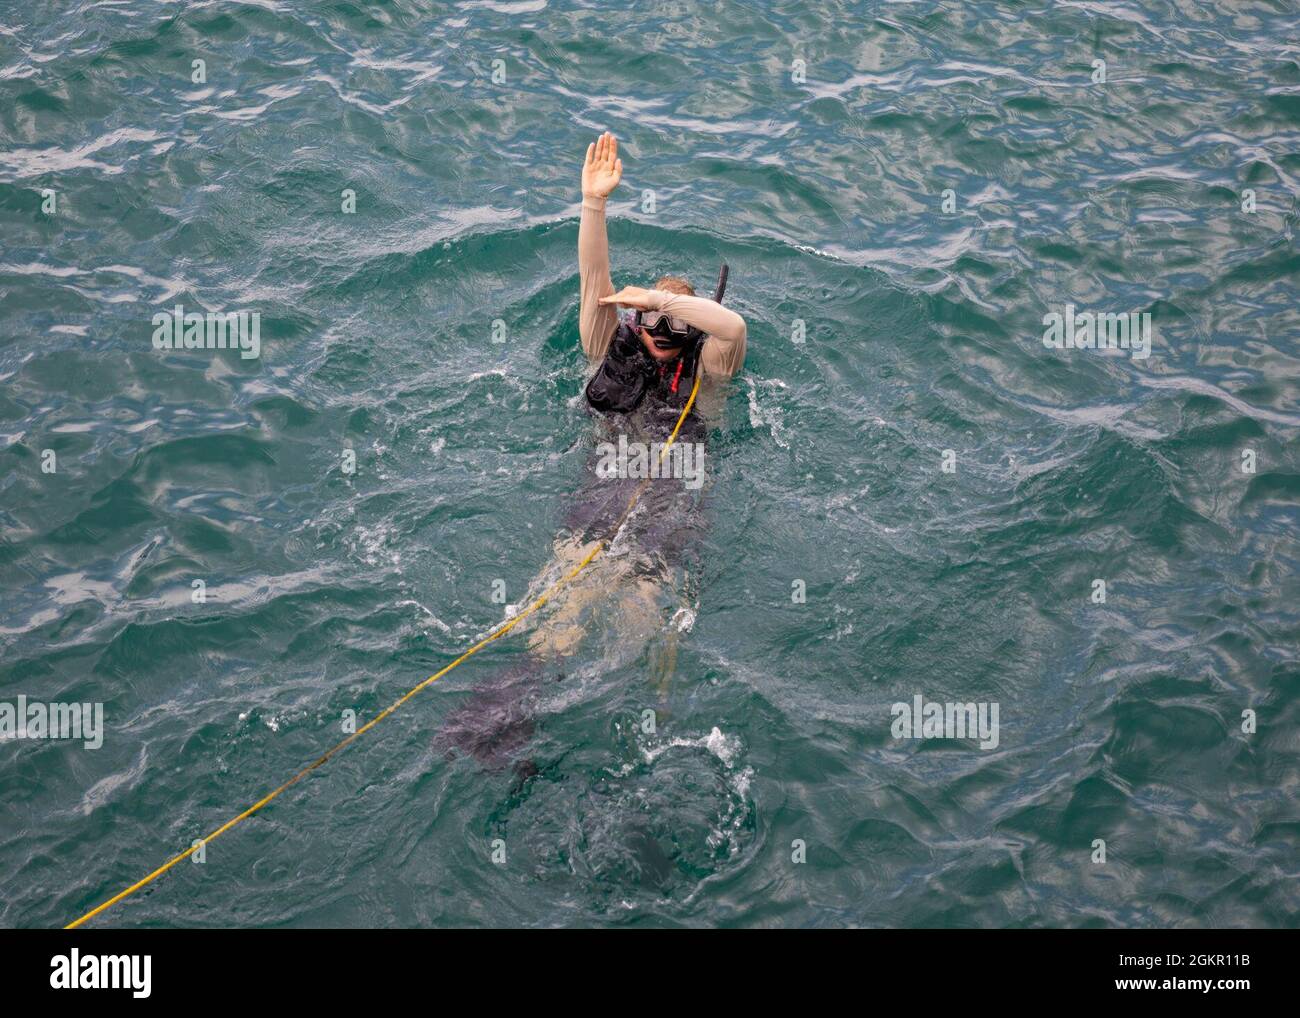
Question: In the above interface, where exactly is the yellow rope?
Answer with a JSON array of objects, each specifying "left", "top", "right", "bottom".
[{"left": 66, "top": 372, "right": 702, "bottom": 929}]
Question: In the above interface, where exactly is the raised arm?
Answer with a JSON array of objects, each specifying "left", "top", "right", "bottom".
[
  {"left": 578, "top": 132, "right": 622, "bottom": 360},
  {"left": 655, "top": 291, "right": 747, "bottom": 379}
]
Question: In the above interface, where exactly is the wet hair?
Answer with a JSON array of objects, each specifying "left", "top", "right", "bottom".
[{"left": 654, "top": 275, "right": 695, "bottom": 296}]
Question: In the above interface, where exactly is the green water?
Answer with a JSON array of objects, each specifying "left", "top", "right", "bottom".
[{"left": 1, "top": 0, "right": 1298, "bottom": 928}]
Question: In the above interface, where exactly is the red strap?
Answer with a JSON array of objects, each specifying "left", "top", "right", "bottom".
[{"left": 670, "top": 358, "right": 684, "bottom": 393}]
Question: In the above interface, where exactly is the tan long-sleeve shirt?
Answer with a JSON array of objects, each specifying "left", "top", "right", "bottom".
[{"left": 578, "top": 195, "right": 746, "bottom": 378}]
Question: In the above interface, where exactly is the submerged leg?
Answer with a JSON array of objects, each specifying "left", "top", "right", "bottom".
[{"left": 525, "top": 536, "right": 603, "bottom": 660}]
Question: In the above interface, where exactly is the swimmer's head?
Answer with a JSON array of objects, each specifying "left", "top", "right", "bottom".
[
  {"left": 654, "top": 276, "right": 694, "bottom": 297},
  {"left": 639, "top": 276, "right": 695, "bottom": 361}
]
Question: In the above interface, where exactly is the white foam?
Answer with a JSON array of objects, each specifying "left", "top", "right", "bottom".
[
  {"left": 642, "top": 725, "right": 741, "bottom": 768},
  {"left": 746, "top": 378, "right": 790, "bottom": 449}
]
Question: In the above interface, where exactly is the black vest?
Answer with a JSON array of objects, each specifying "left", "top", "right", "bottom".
[{"left": 584, "top": 320, "right": 701, "bottom": 416}]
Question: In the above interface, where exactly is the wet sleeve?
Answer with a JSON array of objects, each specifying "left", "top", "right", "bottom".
[
  {"left": 650, "top": 291, "right": 747, "bottom": 379},
  {"left": 578, "top": 195, "right": 618, "bottom": 361}
]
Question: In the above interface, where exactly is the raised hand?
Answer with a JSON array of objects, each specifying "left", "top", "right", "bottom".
[{"left": 582, "top": 131, "right": 623, "bottom": 199}]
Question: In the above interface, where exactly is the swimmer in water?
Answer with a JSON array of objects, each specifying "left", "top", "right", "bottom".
[
  {"left": 578, "top": 131, "right": 747, "bottom": 407},
  {"left": 436, "top": 131, "right": 748, "bottom": 769}
]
